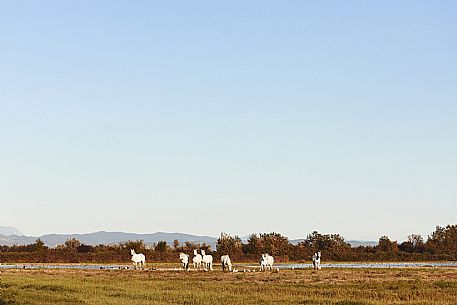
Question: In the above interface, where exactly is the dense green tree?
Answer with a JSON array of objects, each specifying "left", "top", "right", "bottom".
[
  {"left": 260, "top": 233, "right": 290, "bottom": 257},
  {"left": 242, "top": 233, "right": 290, "bottom": 258},
  {"left": 426, "top": 225, "right": 457, "bottom": 258},
  {"left": 216, "top": 233, "right": 243, "bottom": 256},
  {"left": 155, "top": 241, "right": 168, "bottom": 252},
  {"left": 301, "top": 231, "right": 352, "bottom": 260},
  {"left": 244, "top": 234, "right": 262, "bottom": 256},
  {"left": 377, "top": 236, "right": 398, "bottom": 253}
]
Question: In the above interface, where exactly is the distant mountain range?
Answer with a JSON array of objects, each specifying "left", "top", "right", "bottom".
[
  {"left": 0, "top": 226, "right": 377, "bottom": 248},
  {"left": 0, "top": 230, "right": 217, "bottom": 249},
  {"left": 346, "top": 240, "right": 378, "bottom": 247},
  {"left": 0, "top": 226, "right": 23, "bottom": 236},
  {"left": 289, "top": 238, "right": 377, "bottom": 247}
]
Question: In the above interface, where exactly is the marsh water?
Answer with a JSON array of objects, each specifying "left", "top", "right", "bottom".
[
  {"left": 1, "top": 262, "right": 456, "bottom": 270},
  {"left": 284, "top": 262, "right": 457, "bottom": 269}
]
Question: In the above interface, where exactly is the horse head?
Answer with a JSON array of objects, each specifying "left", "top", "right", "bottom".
[
  {"left": 179, "top": 253, "right": 188, "bottom": 262},
  {"left": 260, "top": 254, "right": 266, "bottom": 264},
  {"left": 130, "top": 249, "right": 136, "bottom": 256}
]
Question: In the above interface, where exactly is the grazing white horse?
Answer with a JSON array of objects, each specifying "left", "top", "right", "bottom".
[
  {"left": 259, "top": 253, "right": 274, "bottom": 271},
  {"left": 220, "top": 255, "right": 232, "bottom": 272},
  {"left": 130, "top": 249, "right": 145, "bottom": 270},
  {"left": 312, "top": 251, "right": 321, "bottom": 270},
  {"left": 179, "top": 253, "right": 189, "bottom": 270},
  {"left": 201, "top": 249, "right": 213, "bottom": 271},
  {"left": 192, "top": 249, "right": 202, "bottom": 270}
]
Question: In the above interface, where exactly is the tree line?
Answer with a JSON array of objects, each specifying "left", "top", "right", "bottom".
[{"left": 1, "top": 224, "right": 456, "bottom": 263}]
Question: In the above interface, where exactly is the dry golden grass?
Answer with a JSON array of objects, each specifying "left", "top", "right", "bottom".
[{"left": 1, "top": 267, "right": 457, "bottom": 304}]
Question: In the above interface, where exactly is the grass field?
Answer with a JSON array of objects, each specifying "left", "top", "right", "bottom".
[{"left": 1, "top": 267, "right": 457, "bottom": 305}]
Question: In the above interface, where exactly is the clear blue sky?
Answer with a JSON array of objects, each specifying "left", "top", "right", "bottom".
[{"left": 1, "top": 1, "right": 456, "bottom": 241}]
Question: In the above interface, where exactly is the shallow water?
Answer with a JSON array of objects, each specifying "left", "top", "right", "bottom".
[
  {"left": 1, "top": 261, "right": 456, "bottom": 270},
  {"left": 282, "top": 262, "right": 457, "bottom": 269},
  {"left": 0, "top": 264, "right": 126, "bottom": 270}
]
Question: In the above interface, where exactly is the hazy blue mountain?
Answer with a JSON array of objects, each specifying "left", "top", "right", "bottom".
[
  {"left": 40, "top": 231, "right": 218, "bottom": 248},
  {"left": 290, "top": 238, "right": 377, "bottom": 247},
  {"left": 289, "top": 238, "right": 305, "bottom": 245},
  {"left": 0, "top": 226, "right": 23, "bottom": 236},
  {"left": 346, "top": 240, "right": 378, "bottom": 247},
  {"left": 0, "top": 234, "right": 36, "bottom": 246},
  {"left": 0, "top": 230, "right": 217, "bottom": 249}
]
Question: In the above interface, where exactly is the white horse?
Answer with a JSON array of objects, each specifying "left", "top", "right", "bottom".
[
  {"left": 220, "top": 254, "right": 232, "bottom": 272},
  {"left": 201, "top": 249, "right": 213, "bottom": 271},
  {"left": 259, "top": 253, "right": 274, "bottom": 271},
  {"left": 130, "top": 249, "right": 145, "bottom": 270},
  {"left": 192, "top": 249, "right": 202, "bottom": 270},
  {"left": 179, "top": 253, "right": 189, "bottom": 270},
  {"left": 312, "top": 251, "right": 321, "bottom": 270}
]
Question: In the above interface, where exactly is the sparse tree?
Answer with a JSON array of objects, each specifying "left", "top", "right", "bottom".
[
  {"left": 173, "top": 239, "right": 180, "bottom": 251},
  {"left": 33, "top": 238, "right": 46, "bottom": 251},
  {"left": 64, "top": 238, "right": 81, "bottom": 250}
]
